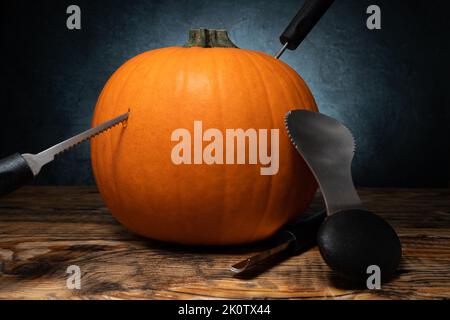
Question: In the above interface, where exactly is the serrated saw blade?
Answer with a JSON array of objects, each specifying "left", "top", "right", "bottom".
[
  {"left": 285, "top": 110, "right": 362, "bottom": 215},
  {"left": 22, "top": 112, "right": 128, "bottom": 176}
]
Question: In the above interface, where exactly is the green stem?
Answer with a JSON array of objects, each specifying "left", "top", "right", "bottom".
[{"left": 184, "top": 29, "right": 238, "bottom": 48}]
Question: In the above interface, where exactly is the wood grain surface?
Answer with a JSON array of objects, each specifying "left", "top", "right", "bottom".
[{"left": 0, "top": 187, "right": 449, "bottom": 300}]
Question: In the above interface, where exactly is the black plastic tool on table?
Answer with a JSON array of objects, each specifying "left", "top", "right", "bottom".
[{"left": 230, "top": 210, "right": 327, "bottom": 273}]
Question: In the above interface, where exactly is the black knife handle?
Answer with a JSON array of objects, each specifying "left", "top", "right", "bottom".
[
  {"left": 0, "top": 153, "right": 34, "bottom": 196},
  {"left": 280, "top": 0, "right": 335, "bottom": 50},
  {"left": 286, "top": 209, "right": 327, "bottom": 253}
]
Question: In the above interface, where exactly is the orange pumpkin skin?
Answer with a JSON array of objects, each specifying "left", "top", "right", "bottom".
[{"left": 91, "top": 46, "right": 318, "bottom": 245}]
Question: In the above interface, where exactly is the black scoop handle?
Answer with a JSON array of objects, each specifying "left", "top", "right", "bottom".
[
  {"left": 280, "top": 0, "right": 335, "bottom": 50},
  {"left": 0, "top": 153, "right": 34, "bottom": 196}
]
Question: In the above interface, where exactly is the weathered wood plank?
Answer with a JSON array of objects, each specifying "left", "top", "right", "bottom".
[{"left": 0, "top": 187, "right": 449, "bottom": 300}]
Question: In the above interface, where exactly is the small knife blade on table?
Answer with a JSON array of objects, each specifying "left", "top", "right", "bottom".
[
  {"left": 230, "top": 209, "right": 326, "bottom": 274},
  {"left": 0, "top": 112, "right": 128, "bottom": 196}
]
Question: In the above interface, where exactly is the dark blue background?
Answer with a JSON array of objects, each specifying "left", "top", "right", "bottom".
[{"left": 1, "top": 0, "right": 449, "bottom": 187}]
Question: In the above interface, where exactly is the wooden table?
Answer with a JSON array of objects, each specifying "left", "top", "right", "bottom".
[{"left": 0, "top": 187, "right": 449, "bottom": 300}]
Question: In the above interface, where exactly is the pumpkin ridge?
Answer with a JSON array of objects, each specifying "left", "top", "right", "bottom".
[
  {"left": 208, "top": 48, "right": 228, "bottom": 244},
  {"left": 274, "top": 58, "right": 306, "bottom": 108},
  {"left": 227, "top": 50, "right": 257, "bottom": 242},
  {"left": 238, "top": 50, "right": 279, "bottom": 242},
  {"left": 225, "top": 48, "right": 254, "bottom": 243},
  {"left": 256, "top": 53, "right": 304, "bottom": 225},
  {"left": 277, "top": 60, "right": 313, "bottom": 111},
  {"left": 271, "top": 60, "right": 318, "bottom": 226},
  {"left": 108, "top": 52, "right": 157, "bottom": 230},
  {"left": 181, "top": 46, "right": 202, "bottom": 241},
  {"left": 172, "top": 48, "right": 186, "bottom": 241},
  {"left": 131, "top": 47, "right": 181, "bottom": 115},
  {"left": 210, "top": 49, "right": 241, "bottom": 242},
  {"left": 269, "top": 56, "right": 319, "bottom": 222},
  {"left": 157, "top": 47, "right": 191, "bottom": 240},
  {"left": 109, "top": 50, "right": 173, "bottom": 231},
  {"left": 109, "top": 51, "right": 159, "bottom": 124},
  {"left": 110, "top": 51, "right": 158, "bottom": 112},
  {"left": 176, "top": 46, "right": 210, "bottom": 242},
  {"left": 93, "top": 52, "right": 151, "bottom": 231},
  {"left": 92, "top": 61, "right": 123, "bottom": 196}
]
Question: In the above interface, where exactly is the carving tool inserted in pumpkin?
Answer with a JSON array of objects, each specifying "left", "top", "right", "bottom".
[{"left": 275, "top": 0, "right": 335, "bottom": 58}]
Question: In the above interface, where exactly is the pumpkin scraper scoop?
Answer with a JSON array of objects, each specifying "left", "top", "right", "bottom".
[
  {"left": 285, "top": 110, "right": 402, "bottom": 282},
  {"left": 0, "top": 112, "right": 128, "bottom": 196}
]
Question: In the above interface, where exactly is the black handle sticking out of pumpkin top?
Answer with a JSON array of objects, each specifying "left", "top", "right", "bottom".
[{"left": 275, "top": 0, "right": 335, "bottom": 58}]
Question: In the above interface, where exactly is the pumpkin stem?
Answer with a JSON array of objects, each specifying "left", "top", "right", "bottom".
[{"left": 184, "top": 29, "right": 238, "bottom": 48}]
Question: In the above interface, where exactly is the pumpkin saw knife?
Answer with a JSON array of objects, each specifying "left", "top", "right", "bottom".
[{"left": 0, "top": 112, "right": 128, "bottom": 196}]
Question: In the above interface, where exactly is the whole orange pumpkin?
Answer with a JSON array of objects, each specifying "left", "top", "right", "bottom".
[{"left": 91, "top": 29, "right": 318, "bottom": 245}]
